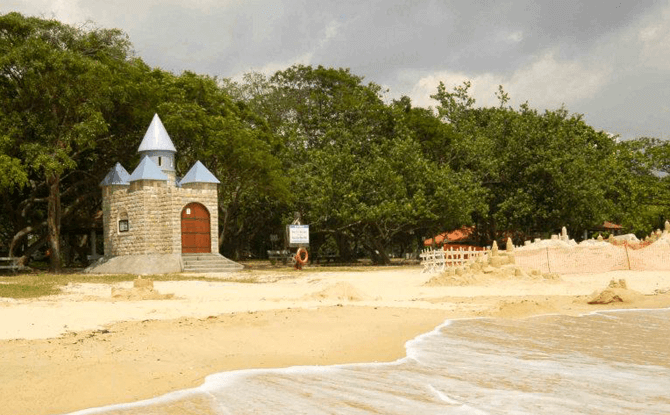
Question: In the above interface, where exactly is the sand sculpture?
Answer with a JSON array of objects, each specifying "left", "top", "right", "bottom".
[
  {"left": 426, "top": 238, "right": 559, "bottom": 286},
  {"left": 110, "top": 277, "right": 174, "bottom": 301},
  {"left": 588, "top": 279, "right": 644, "bottom": 304}
]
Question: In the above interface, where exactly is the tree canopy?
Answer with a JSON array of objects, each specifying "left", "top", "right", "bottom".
[
  {"left": 1, "top": 12, "right": 667, "bottom": 270},
  {"left": 431, "top": 81, "right": 634, "bottom": 243}
]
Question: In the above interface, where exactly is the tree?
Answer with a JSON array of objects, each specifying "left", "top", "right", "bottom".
[
  {"left": 612, "top": 137, "right": 670, "bottom": 235},
  {"left": 233, "top": 65, "right": 482, "bottom": 263},
  {"left": 0, "top": 12, "right": 142, "bottom": 270},
  {"left": 431, "top": 82, "right": 622, "bottom": 243}
]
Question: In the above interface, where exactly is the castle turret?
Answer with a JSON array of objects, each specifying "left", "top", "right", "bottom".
[
  {"left": 128, "top": 155, "right": 168, "bottom": 190},
  {"left": 100, "top": 162, "right": 130, "bottom": 187},
  {"left": 137, "top": 114, "right": 177, "bottom": 185},
  {"left": 100, "top": 162, "right": 131, "bottom": 256},
  {"left": 179, "top": 160, "right": 221, "bottom": 187}
]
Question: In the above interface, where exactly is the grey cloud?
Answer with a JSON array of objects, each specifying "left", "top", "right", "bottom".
[{"left": 3, "top": 0, "right": 670, "bottom": 139}]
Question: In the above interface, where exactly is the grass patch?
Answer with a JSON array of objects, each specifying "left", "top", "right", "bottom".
[
  {"left": 0, "top": 271, "right": 268, "bottom": 299},
  {"left": 0, "top": 261, "right": 421, "bottom": 300},
  {"left": 0, "top": 282, "right": 61, "bottom": 299},
  {"left": 0, "top": 272, "right": 213, "bottom": 300}
]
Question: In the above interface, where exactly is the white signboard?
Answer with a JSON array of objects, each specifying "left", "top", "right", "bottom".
[{"left": 288, "top": 225, "right": 309, "bottom": 245}]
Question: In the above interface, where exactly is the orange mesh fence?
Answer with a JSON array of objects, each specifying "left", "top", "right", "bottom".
[{"left": 514, "top": 243, "right": 670, "bottom": 274}]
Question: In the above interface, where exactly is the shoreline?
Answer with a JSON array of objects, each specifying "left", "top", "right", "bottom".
[
  {"left": 1, "top": 306, "right": 452, "bottom": 415},
  {"left": 1, "top": 268, "right": 670, "bottom": 415}
]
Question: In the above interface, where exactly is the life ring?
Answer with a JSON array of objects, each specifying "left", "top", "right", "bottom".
[{"left": 295, "top": 248, "right": 309, "bottom": 265}]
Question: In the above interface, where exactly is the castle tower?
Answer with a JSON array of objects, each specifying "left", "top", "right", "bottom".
[
  {"left": 137, "top": 114, "right": 177, "bottom": 185},
  {"left": 93, "top": 114, "right": 242, "bottom": 274}
]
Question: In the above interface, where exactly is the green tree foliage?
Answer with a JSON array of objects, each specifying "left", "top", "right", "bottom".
[
  {"left": 613, "top": 137, "right": 670, "bottom": 235},
  {"left": 392, "top": 95, "right": 460, "bottom": 167},
  {"left": 432, "top": 82, "right": 622, "bottom": 243},
  {"left": 227, "top": 65, "right": 481, "bottom": 263},
  {"left": 0, "top": 12, "right": 141, "bottom": 270},
  {"left": 2, "top": 13, "right": 666, "bottom": 269}
]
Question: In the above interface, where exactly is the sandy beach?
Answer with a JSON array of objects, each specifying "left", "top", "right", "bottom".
[{"left": 2, "top": 266, "right": 670, "bottom": 415}]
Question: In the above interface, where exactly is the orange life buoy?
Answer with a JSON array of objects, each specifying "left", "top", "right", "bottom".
[{"left": 295, "top": 248, "right": 309, "bottom": 264}]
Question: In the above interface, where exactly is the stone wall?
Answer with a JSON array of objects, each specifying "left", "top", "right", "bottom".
[{"left": 102, "top": 181, "right": 218, "bottom": 257}]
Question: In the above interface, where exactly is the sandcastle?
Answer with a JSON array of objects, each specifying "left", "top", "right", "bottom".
[{"left": 426, "top": 237, "right": 559, "bottom": 286}]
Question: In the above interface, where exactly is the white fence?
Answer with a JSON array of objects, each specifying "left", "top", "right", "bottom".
[{"left": 420, "top": 247, "right": 489, "bottom": 273}]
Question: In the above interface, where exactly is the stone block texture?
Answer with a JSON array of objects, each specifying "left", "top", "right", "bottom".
[{"left": 102, "top": 181, "right": 218, "bottom": 256}]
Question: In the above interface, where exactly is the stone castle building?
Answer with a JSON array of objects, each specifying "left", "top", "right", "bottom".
[{"left": 89, "top": 114, "right": 241, "bottom": 274}]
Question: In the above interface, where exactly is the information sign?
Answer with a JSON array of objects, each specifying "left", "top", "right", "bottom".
[{"left": 288, "top": 225, "right": 309, "bottom": 246}]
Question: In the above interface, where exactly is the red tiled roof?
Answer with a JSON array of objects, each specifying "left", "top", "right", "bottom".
[
  {"left": 602, "top": 221, "right": 623, "bottom": 230},
  {"left": 424, "top": 226, "right": 475, "bottom": 246}
]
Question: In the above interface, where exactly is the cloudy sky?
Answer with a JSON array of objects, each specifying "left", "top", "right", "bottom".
[{"left": 3, "top": 0, "right": 670, "bottom": 140}]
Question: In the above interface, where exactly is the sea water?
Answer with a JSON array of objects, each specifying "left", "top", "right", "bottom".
[{"left": 69, "top": 309, "right": 670, "bottom": 415}]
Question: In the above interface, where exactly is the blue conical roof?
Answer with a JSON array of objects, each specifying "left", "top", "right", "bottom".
[
  {"left": 137, "top": 114, "right": 177, "bottom": 153},
  {"left": 179, "top": 160, "right": 220, "bottom": 184},
  {"left": 100, "top": 162, "right": 130, "bottom": 186},
  {"left": 128, "top": 156, "right": 168, "bottom": 182}
]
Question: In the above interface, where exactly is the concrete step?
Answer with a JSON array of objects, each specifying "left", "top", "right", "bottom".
[
  {"left": 183, "top": 267, "right": 240, "bottom": 273},
  {"left": 184, "top": 262, "right": 239, "bottom": 269},
  {"left": 182, "top": 259, "right": 239, "bottom": 266},
  {"left": 181, "top": 253, "right": 243, "bottom": 273},
  {"left": 183, "top": 259, "right": 233, "bottom": 265},
  {"left": 183, "top": 265, "right": 241, "bottom": 272}
]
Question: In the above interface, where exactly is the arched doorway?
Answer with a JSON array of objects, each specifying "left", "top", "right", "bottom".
[{"left": 181, "top": 203, "right": 211, "bottom": 253}]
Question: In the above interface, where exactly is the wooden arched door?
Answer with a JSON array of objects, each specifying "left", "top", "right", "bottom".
[{"left": 181, "top": 203, "right": 211, "bottom": 253}]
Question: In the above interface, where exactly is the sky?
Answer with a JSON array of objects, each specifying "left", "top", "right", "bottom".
[{"left": 3, "top": 0, "right": 670, "bottom": 140}]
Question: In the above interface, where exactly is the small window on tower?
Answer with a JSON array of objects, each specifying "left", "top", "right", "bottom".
[
  {"left": 119, "top": 219, "right": 129, "bottom": 232},
  {"left": 158, "top": 156, "right": 162, "bottom": 166},
  {"left": 186, "top": 208, "right": 191, "bottom": 215}
]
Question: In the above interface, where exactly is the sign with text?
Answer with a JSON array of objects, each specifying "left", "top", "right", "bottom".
[{"left": 288, "top": 225, "right": 309, "bottom": 246}]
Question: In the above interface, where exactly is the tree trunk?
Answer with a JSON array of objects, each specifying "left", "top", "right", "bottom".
[
  {"left": 218, "top": 205, "right": 229, "bottom": 252},
  {"left": 47, "top": 173, "right": 62, "bottom": 272},
  {"left": 334, "top": 232, "right": 353, "bottom": 262},
  {"left": 219, "top": 186, "right": 241, "bottom": 253},
  {"left": 373, "top": 223, "right": 391, "bottom": 265},
  {"left": 15, "top": 234, "right": 48, "bottom": 266},
  {"left": 364, "top": 237, "right": 391, "bottom": 265},
  {"left": 372, "top": 239, "right": 391, "bottom": 265}
]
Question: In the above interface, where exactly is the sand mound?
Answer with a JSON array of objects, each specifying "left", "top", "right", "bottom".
[
  {"left": 425, "top": 272, "right": 482, "bottom": 286},
  {"left": 650, "top": 232, "right": 670, "bottom": 247},
  {"left": 304, "top": 282, "right": 371, "bottom": 302},
  {"left": 613, "top": 233, "right": 639, "bottom": 243},
  {"left": 587, "top": 279, "right": 644, "bottom": 304},
  {"left": 577, "top": 239, "right": 616, "bottom": 248},
  {"left": 110, "top": 278, "right": 174, "bottom": 301},
  {"left": 425, "top": 265, "right": 559, "bottom": 287},
  {"left": 490, "top": 298, "right": 560, "bottom": 318}
]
